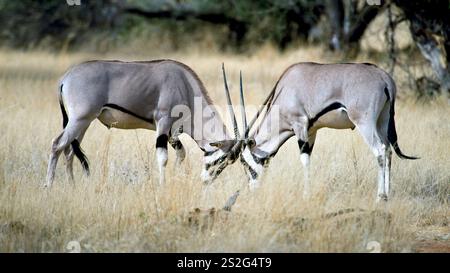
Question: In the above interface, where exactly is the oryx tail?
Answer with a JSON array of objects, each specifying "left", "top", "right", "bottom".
[
  {"left": 385, "top": 85, "right": 419, "bottom": 160},
  {"left": 58, "top": 84, "right": 90, "bottom": 174}
]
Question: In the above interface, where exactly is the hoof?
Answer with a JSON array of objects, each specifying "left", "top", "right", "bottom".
[{"left": 376, "top": 194, "right": 388, "bottom": 203}]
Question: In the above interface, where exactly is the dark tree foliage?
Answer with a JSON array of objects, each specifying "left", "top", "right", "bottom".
[
  {"left": 0, "top": 0, "right": 448, "bottom": 94},
  {"left": 0, "top": 0, "right": 324, "bottom": 50},
  {"left": 0, "top": 0, "right": 120, "bottom": 49},
  {"left": 325, "top": 0, "right": 386, "bottom": 53},
  {"left": 121, "top": 0, "right": 325, "bottom": 49}
]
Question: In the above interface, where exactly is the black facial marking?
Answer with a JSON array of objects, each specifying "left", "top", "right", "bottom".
[
  {"left": 240, "top": 156, "right": 260, "bottom": 180},
  {"left": 308, "top": 102, "right": 346, "bottom": 129},
  {"left": 251, "top": 153, "right": 270, "bottom": 167},
  {"left": 156, "top": 134, "right": 168, "bottom": 149},
  {"left": 248, "top": 167, "right": 258, "bottom": 179},
  {"left": 103, "top": 103, "right": 154, "bottom": 124},
  {"left": 169, "top": 139, "right": 183, "bottom": 150},
  {"left": 211, "top": 163, "right": 227, "bottom": 178},
  {"left": 205, "top": 153, "right": 227, "bottom": 170},
  {"left": 298, "top": 140, "right": 313, "bottom": 155}
]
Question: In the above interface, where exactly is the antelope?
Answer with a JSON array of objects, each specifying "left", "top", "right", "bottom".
[
  {"left": 238, "top": 62, "right": 418, "bottom": 202},
  {"left": 45, "top": 60, "right": 245, "bottom": 187}
]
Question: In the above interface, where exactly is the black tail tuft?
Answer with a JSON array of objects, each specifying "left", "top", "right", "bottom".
[
  {"left": 387, "top": 97, "right": 419, "bottom": 160},
  {"left": 71, "top": 139, "right": 90, "bottom": 175}
]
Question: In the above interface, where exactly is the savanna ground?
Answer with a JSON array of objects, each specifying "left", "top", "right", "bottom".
[{"left": 0, "top": 43, "right": 449, "bottom": 252}]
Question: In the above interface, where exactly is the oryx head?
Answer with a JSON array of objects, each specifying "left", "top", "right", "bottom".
[
  {"left": 238, "top": 84, "right": 276, "bottom": 187},
  {"left": 201, "top": 65, "right": 251, "bottom": 184},
  {"left": 201, "top": 64, "right": 274, "bottom": 185}
]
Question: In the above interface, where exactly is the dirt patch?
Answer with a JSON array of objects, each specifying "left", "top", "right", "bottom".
[{"left": 413, "top": 226, "right": 450, "bottom": 253}]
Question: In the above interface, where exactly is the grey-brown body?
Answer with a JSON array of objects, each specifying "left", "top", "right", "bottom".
[
  {"left": 240, "top": 63, "right": 418, "bottom": 202},
  {"left": 45, "top": 60, "right": 238, "bottom": 187}
]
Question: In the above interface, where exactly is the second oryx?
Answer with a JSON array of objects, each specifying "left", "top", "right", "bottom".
[
  {"left": 239, "top": 62, "right": 418, "bottom": 202},
  {"left": 45, "top": 60, "right": 244, "bottom": 187}
]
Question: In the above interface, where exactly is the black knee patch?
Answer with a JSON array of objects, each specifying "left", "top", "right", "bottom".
[
  {"left": 298, "top": 140, "right": 313, "bottom": 155},
  {"left": 377, "top": 155, "right": 384, "bottom": 167},
  {"left": 156, "top": 134, "right": 168, "bottom": 149}
]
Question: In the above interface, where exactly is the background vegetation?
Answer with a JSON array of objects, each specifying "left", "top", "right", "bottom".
[
  {"left": 0, "top": 0, "right": 448, "bottom": 252},
  {"left": 0, "top": 0, "right": 449, "bottom": 96}
]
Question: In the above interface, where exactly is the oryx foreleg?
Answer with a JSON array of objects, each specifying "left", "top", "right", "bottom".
[
  {"left": 155, "top": 117, "right": 171, "bottom": 185},
  {"left": 293, "top": 117, "right": 314, "bottom": 198}
]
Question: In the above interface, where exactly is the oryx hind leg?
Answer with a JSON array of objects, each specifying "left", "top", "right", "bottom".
[
  {"left": 377, "top": 103, "right": 392, "bottom": 197},
  {"left": 45, "top": 118, "right": 92, "bottom": 188},
  {"left": 63, "top": 128, "right": 88, "bottom": 183},
  {"left": 353, "top": 120, "right": 389, "bottom": 202}
]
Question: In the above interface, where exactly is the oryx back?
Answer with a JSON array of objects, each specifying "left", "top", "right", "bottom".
[
  {"left": 60, "top": 60, "right": 207, "bottom": 131},
  {"left": 275, "top": 63, "right": 392, "bottom": 131}
]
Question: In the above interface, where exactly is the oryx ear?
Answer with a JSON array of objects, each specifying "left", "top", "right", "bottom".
[
  {"left": 210, "top": 141, "right": 225, "bottom": 148},
  {"left": 246, "top": 138, "right": 256, "bottom": 148}
]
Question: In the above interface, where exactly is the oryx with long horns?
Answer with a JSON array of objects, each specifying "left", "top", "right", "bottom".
[
  {"left": 238, "top": 62, "right": 418, "bottom": 202},
  {"left": 45, "top": 60, "right": 246, "bottom": 187}
]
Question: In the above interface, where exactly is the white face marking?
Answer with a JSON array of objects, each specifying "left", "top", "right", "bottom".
[
  {"left": 241, "top": 147, "right": 263, "bottom": 174},
  {"left": 248, "top": 179, "right": 260, "bottom": 191},
  {"left": 300, "top": 153, "right": 310, "bottom": 167},
  {"left": 201, "top": 168, "right": 212, "bottom": 184}
]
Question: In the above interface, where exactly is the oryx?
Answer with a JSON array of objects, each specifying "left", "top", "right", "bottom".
[
  {"left": 45, "top": 60, "right": 244, "bottom": 187},
  {"left": 239, "top": 62, "right": 418, "bottom": 202}
]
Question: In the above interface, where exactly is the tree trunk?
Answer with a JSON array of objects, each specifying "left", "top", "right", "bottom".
[
  {"left": 394, "top": 0, "right": 450, "bottom": 94},
  {"left": 326, "top": 0, "right": 385, "bottom": 54}
]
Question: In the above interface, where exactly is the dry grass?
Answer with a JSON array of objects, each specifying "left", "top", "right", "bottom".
[{"left": 0, "top": 46, "right": 449, "bottom": 252}]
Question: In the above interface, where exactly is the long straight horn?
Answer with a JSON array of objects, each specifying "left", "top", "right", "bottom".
[
  {"left": 222, "top": 63, "right": 240, "bottom": 139},
  {"left": 244, "top": 86, "right": 276, "bottom": 137},
  {"left": 239, "top": 71, "right": 248, "bottom": 138}
]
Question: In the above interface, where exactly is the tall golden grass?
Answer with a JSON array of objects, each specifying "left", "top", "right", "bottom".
[{"left": 0, "top": 46, "right": 448, "bottom": 252}]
